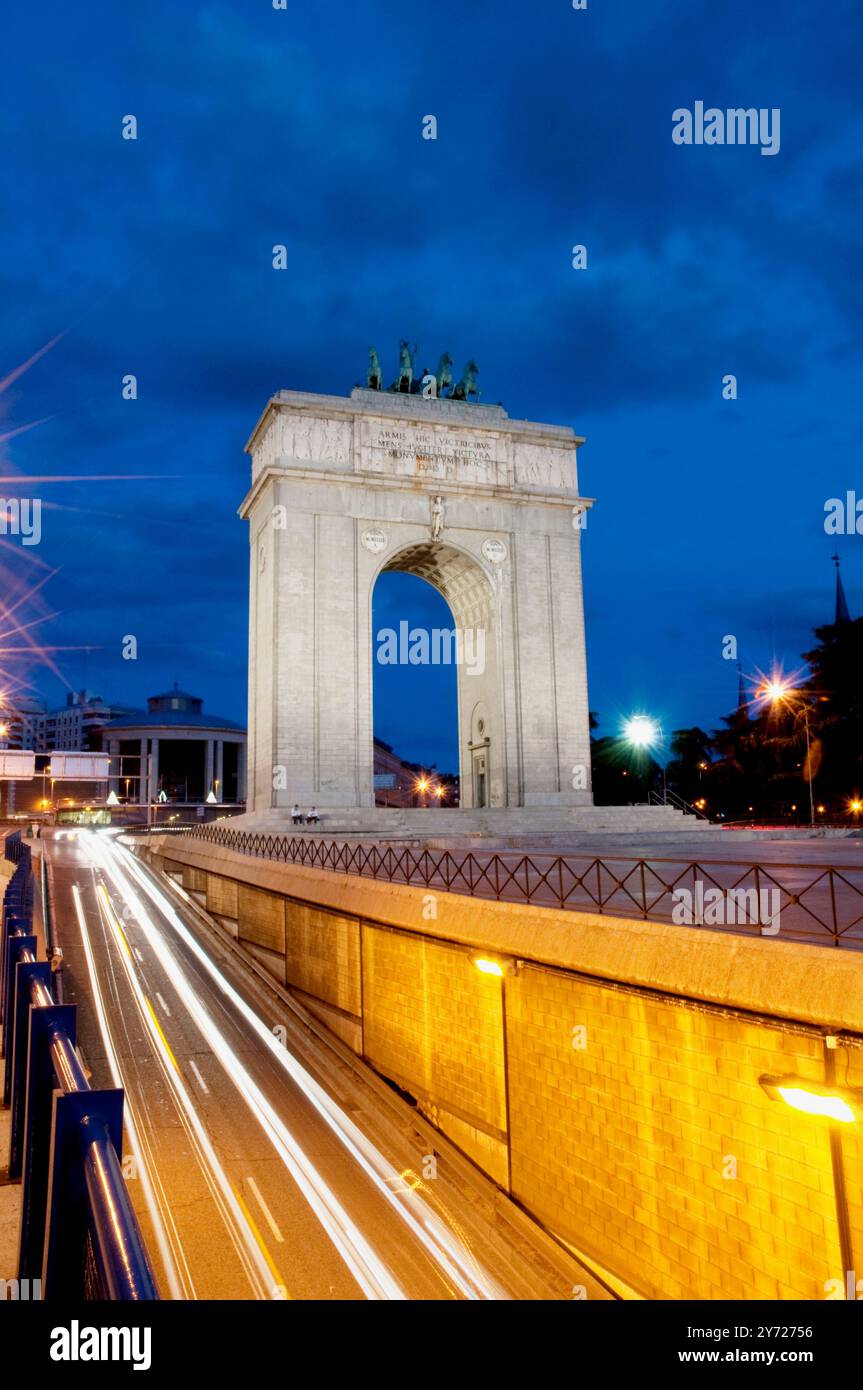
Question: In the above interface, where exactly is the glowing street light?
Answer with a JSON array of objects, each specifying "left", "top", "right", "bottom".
[
  {"left": 758, "top": 672, "right": 816, "bottom": 828},
  {"left": 622, "top": 715, "right": 666, "bottom": 803},
  {"left": 760, "top": 1074, "right": 863, "bottom": 1125},
  {"left": 473, "top": 958, "right": 505, "bottom": 977},
  {"left": 622, "top": 715, "right": 661, "bottom": 749}
]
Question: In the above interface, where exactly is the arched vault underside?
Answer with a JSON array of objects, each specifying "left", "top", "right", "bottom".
[{"left": 381, "top": 541, "right": 493, "bottom": 631}]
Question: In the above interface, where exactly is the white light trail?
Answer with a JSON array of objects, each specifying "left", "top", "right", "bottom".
[
  {"left": 95, "top": 834, "right": 506, "bottom": 1300},
  {"left": 83, "top": 836, "right": 407, "bottom": 1300},
  {"left": 72, "top": 883, "right": 189, "bottom": 1301},
  {"left": 91, "top": 882, "right": 279, "bottom": 1300}
]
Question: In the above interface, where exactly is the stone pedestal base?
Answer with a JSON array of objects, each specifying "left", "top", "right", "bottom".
[{"left": 230, "top": 804, "right": 715, "bottom": 839}]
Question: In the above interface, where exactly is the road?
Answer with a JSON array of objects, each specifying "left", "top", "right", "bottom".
[{"left": 45, "top": 828, "right": 603, "bottom": 1301}]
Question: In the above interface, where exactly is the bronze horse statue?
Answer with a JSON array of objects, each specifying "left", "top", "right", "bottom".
[
  {"left": 435, "top": 352, "right": 454, "bottom": 396},
  {"left": 450, "top": 359, "right": 480, "bottom": 401},
  {"left": 388, "top": 340, "right": 417, "bottom": 393}
]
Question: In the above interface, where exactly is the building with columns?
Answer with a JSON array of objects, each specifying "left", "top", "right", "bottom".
[{"left": 102, "top": 685, "right": 246, "bottom": 805}]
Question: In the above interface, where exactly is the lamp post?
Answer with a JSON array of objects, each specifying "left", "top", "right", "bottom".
[
  {"left": 759, "top": 678, "right": 816, "bottom": 829},
  {"left": 801, "top": 704, "right": 815, "bottom": 829},
  {"left": 760, "top": 1039, "right": 860, "bottom": 1294}
]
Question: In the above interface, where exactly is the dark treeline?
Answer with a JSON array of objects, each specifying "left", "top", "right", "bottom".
[{"left": 592, "top": 616, "right": 863, "bottom": 823}]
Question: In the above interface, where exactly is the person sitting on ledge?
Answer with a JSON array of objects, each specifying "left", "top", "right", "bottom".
[
  {"left": 306, "top": 806, "right": 320, "bottom": 824},
  {"left": 291, "top": 803, "right": 303, "bottom": 825}
]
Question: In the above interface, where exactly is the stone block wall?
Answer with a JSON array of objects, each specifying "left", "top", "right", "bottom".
[{"left": 152, "top": 841, "right": 863, "bottom": 1300}]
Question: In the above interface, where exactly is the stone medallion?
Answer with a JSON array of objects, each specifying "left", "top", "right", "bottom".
[
  {"left": 481, "top": 538, "right": 507, "bottom": 564},
  {"left": 361, "top": 527, "right": 388, "bottom": 554}
]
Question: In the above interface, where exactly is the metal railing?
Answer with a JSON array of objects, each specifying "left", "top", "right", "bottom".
[
  {"left": 1, "top": 832, "right": 158, "bottom": 1299},
  {"left": 171, "top": 823, "right": 863, "bottom": 950},
  {"left": 647, "top": 788, "right": 709, "bottom": 818}
]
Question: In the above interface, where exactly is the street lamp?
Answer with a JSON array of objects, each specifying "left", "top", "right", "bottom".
[
  {"left": 757, "top": 675, "right": 816, "bottom": 828},
  {"left": 760, "top": 1038, "right": 860, "bottom": 1286},
  {"left": 760, "top": 1074, "right": 863, "bottom": 1124},
  {"left": 622, "top": 715, "right": 666, "bottom": 804},
  {"left": 473, "top": 958, "right": 505, "bottom": 977}
]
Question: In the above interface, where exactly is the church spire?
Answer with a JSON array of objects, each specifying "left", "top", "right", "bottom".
[
  {"left": 737, "top": 660, "right": 747, "bottom": 713},
  {"left": 832, "top": 553, "right": 851, "bottom": 625}
]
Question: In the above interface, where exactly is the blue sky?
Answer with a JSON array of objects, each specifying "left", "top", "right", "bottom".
[{"left": 2, "top": 0, "right": 861, "bottom": 771}]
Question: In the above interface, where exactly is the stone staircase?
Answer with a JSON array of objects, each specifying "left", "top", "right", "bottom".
[{"left": 235, "top": 803, "right": 716, "bottom": 840}]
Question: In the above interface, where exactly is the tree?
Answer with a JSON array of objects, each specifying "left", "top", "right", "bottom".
[{"left": 665, "top": 727, "right": 712, "bottom": 804}]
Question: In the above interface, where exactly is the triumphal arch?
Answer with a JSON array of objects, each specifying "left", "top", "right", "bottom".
[{"left": 240, "top": 350, "right": 595, "bottom": 820}]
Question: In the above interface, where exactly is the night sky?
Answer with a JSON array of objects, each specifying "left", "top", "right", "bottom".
[{"left": 2, "top": 1, "right": 860, "bottom": 773}]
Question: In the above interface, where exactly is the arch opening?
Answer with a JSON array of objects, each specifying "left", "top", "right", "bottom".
[{"left": 371, "top": 541, "right": 501, "bottom": 810}]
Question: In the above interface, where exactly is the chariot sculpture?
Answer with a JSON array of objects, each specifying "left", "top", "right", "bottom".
[{"left": 364, "top": 343, "right": 480, "bottom": 401}]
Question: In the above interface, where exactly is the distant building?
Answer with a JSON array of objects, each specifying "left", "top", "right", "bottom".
[
  {"left": 373, "top": 737, "right": 416, "bottom": 806},
  {"left": 373, "top": 737, "right": 458, "bottom": 807},
  {"left": 1, "top": 683, "right": 246, "bottom": 818},
  {"left": 40, "top": 690, "right": 138, "bottom": 751},
  {"left": 1, "top": 694, "right": 46, "bottom": 751},
  {"left": 102, "top": 684, "right": 246, "bottom": 804}
]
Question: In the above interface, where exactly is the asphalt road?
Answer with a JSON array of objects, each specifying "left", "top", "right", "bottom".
[{"left": 46, "top": 828, "right": 603, "bottom": 1301}]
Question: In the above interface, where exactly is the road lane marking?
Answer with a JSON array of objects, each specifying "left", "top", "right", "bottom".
[
  {"left": 94, "top": 879, "right": 280, "bottom": 1300},
  {"left": 72, "top": 882, "right": 189, "bottom": 1301},
  {"left": 86, "top": 834, "right": 407, "bottom": 1301},
  {"left": 247, "top": 1176, "right": 285, "bottom": 1244},
  {"left": 143, "top": 995, "right": 180, "bottom": 1073},
  {"left": 155, "top": 990, "right": 172, "bottom": 1017},
  {"left": 113, "top": 841, "right": 505, "bottom": 1299},
  {"left": 188, "top": 1057, "right": 210, "bottom": 1095},
  {"left": 234, "top": 1185, "right": 290, "bottom": 1297},
  {"left": 96, "top": 884, "right": 133, "bottom": 960}
]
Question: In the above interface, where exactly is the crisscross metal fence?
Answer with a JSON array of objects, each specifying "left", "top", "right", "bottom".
[{"left": 167, "top": 824, "right": 863, "bottom": 949}]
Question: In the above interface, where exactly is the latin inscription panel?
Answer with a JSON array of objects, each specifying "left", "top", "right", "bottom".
[{"left": 358, "top": 418, "right": 511, "bottom": 486}]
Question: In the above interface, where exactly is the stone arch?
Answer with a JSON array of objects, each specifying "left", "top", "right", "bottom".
[{"left": 241, "top": 386, "right": 595, "bottom": 820}]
